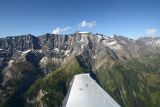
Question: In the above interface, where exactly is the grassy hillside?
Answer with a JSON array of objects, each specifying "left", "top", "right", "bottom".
[
  {"left": 94, "top": 58, "right": 160, "bottom": 107},
  {"left": 24, "top": 55, "right": 160, "bottom": 107},
  {"left": 25, "top": 57, "right": 86, "bottom": 107}
]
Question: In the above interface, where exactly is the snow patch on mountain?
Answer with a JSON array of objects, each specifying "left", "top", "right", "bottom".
[
  {"left": 8, "top": 60, "right": 14, "bottom": 67},
  {"left": 156, "top": 39, "right": 160, "bottom": 46},
  {"left": 78, "top": 32, "right": 90, "bottom": 34},
  {"left": 65, "top": 50, "right": 70, "bottom": 56},
  {"left": 54, "top": 48, "right": 60, "bottom": 52},
  {"left": 96, "top": 34, "right": 103, "bottom": 39},
  {"left": 40, "top": 57, "right": 48, "bottom": 65},
  {"left": 80, "top": 33, "right": 89, "bottom": 44},
  {"left": 22, "top": 49, "right": 32, "bottom": 55},
  {"left": 101, "top": 40, "right": 122, "bottom": 50},
  {"left": 107, "top": 41, "right": 117, "bottom": 45}
]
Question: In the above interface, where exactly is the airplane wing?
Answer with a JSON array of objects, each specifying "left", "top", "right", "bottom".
[{"left": 62, "top": 73, "right": 121, "bottom": 107}]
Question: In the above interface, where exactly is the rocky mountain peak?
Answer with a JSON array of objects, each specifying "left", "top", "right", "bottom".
[{"left": 0, "top": 32, "right": 160, "bottom": 107}]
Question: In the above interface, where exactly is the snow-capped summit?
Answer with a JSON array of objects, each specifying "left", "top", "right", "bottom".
[{"left": 77, "top": 31, "right": 90, "bottom": 34}]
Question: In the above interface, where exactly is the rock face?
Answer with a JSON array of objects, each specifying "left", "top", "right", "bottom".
[
  {"left": 0, "top": 32, "right": 160, "bottom": 107},
  {"left": 0, "top": 34, "right": 40, "bottom": 51}
]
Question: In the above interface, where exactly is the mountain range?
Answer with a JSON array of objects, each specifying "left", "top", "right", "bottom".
[{"left": 0, "top": 32, "right": 160, "bottom": 107}]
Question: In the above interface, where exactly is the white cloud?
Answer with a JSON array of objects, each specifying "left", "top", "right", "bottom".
[
  {"left": 146, "top": 28, "right": 157, "bottom": 36},
  {"left": 52, "top": 26, "right": 72, "bottom": 34},
  {"left": 79, "top": 20, "right": 96, "bottom": 28}
]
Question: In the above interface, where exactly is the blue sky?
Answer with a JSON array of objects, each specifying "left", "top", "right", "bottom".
[{"left": 0, "top": 0, "right": 159, "bottom": 39}]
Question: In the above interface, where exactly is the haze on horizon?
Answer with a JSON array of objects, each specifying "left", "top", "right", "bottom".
[{"left": 0, "top": 0, "right": 160, "bottom": 39}]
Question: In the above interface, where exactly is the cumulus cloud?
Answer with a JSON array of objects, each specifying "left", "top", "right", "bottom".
[
  {"left": 146, "top": 28, "right": 158, "bottom": 36},
  {"left": 79, "top": 20, "right": 96, "bottom": 28},
  {"left": 52, "top": 26, "right": 72, "bottom": 34}
]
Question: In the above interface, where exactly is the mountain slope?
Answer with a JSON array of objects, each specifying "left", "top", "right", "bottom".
[
  {"left": 0, "top": 32, "right": 159, "bottom": 107},
  {"left": 25, "top": 57, "right": 86, "bottom": 107}
]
